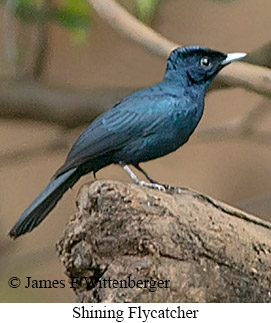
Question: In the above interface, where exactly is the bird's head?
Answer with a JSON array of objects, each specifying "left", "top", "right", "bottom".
[{"left": 165, "top": 46, "right": 246, "bottom": 88}]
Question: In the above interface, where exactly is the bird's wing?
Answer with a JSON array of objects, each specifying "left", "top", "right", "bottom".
[{"left": 54, "top": 94, "right": 183, "bottom": 177}]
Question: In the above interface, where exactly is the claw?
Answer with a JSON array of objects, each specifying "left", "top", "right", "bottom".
[
  {"left": 120, "top": 164, "right": 166, "bottom": 191},
  {"left": 138, "top": 181, "right": 166, "bottom": 192}
]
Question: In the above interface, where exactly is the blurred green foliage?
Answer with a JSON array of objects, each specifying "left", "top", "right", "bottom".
[
  {"left": 1, "top": 0, "right": 92, "bottom": 30},
  {"left": 136, "top": 0, "right": 163, "bottom": 25},
  {"left": 0, "top": 0, "right": 165, "bottom": 30},
  {"left": 0, "top": 0, "right": 237, "bottom": 42}
]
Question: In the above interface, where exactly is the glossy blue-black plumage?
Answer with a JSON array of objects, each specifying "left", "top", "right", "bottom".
[
  {"left": 9, "top": 46, "right": 236, "bottom": 238},
  {"left": 55, "top": 82, "right": 205, "bottom": 176}
]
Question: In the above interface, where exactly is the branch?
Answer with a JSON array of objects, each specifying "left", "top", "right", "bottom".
[
  {"left": 1, "top": 1, "right": 271, "bottom": 133},
  {"left": 0, "top": 135, "right": 68, "bottom": 167},
  {"left": 1, "top": 0, "right": 271, "bottom": 130},
  {"left": 1, "top": 99, "right": 270, "bottom": 169},
  {"left": 215, "top": 62, "right": 271, "bottom": 97},
  {"left": 31, "top": 0, "right": 51, "bottom": 80},
  {"left": 2, "top": 0, "right": 19, "bottom": 75},
  {"left": 89, "top": 0, "right": 176, "bottom": 57},
  {"left": 1, "top": 80, "right": 271, "bottom": 148},
  {"left": 88, "top": 0, "right": 271, "bottom": 98},
  {"left": 0, "top": 80, "right": 133, "bottom": 128},
  {"left": 57, "top": 180, "right": 271, "bottom": 302},
  {"left": 195, "top": 99, "right": 271, "bottom": 145}
]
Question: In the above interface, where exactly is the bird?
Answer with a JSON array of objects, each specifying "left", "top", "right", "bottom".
[{"left": 9, "top": 46, "right": 246, "bottom": 239}]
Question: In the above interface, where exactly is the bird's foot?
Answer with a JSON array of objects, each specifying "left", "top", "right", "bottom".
[
  {"left": 120, "top": 164, "right": 166, "bottom": 191},
  {"left": 137, "top": 180, "right": 166, "bottom": 192}
]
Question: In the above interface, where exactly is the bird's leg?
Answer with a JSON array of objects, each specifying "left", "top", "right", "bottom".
[
  {"left": 120, "top": 163, "right": 166, "bottom": 192},
  {"left": 121, "top": 164, "right": 140, "bottom": 183},
  {"left": 133, "top": 164, "right": 160, "bottom": 184}
]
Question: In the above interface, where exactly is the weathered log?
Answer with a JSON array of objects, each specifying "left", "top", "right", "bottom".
[{"left": 57, "top": 180, "right": 271, "bottom": 302}]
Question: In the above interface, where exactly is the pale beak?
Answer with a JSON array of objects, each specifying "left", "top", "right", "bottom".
[{"left": 222, "top": 52, "right": 247, "bottom": 66}]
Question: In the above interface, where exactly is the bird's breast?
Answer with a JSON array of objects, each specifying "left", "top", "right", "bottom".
[
  {"left": 130, "top": 103, "right": 204, "bottom": 164},
  {"left": 171, "top": 102, "right": 204, "bottom": 139}
]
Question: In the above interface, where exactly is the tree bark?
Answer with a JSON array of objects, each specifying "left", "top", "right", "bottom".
[{"left": 57, "top": 180, "right": 271, "bottom": 302}]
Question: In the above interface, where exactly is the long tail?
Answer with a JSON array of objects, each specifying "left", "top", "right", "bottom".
[{"left": 9, "top": 168, "right": 80, "bottom": 239}]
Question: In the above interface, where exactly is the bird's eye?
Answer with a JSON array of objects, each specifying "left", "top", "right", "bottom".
[{"left": 200, "top": 57, "right": 211, "bottom": 67}]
